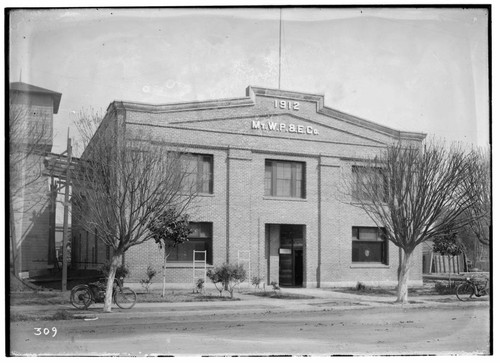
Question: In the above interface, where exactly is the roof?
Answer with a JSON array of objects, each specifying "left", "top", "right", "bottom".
[
  {"left": 110, "top": 86, "right": 426, "bottom": 141},
  {"left": 10, "top": 82, "right": 62, "bottom": 114}
]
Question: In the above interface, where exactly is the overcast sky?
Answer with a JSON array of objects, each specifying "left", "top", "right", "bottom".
[{"left": 9, "top": 6, "right": 490, "bottom": 153}]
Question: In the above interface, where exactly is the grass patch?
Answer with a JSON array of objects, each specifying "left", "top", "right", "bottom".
[
  {"left": 11, "top": 309, "right": 76, "bottom": 322},
  {"left": 136, "top": 291, "right": 240, "bottom": 303},
  {"left": 10, "top": 292, "right": 67, "bottom": 306},
  {"left": 246, "top": 291, "right": 314, "bottom": 299},
  {"left": 331, "top": 282, "right": 453, "bottom": 297}
]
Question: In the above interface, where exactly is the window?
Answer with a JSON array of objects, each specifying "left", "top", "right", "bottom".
[
  {"left": 352, "top": 166, "right": 387, "bottom": 201},
  {"left": 183, "top": 154, "right": 213, "bottom": 194},
  {"left": 265, "top": 160, "right": 305, "bottom": 198},
  {"left": 168, "top": 222, "right": 213, "bottom": 264},
  {"left": 352, "top": 227, "right": 388, "bottom": 264}
]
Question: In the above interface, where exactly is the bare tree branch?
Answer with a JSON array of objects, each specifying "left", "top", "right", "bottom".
[
  {"left": 342, "top": 139, "right": 483, "bottom": 303},
  {"left": 72, "top": 113, "right": 199, "bottom": 312}
]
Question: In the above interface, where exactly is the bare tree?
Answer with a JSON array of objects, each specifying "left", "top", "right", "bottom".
[
  {"left": 9, "top": 93, "right": 51, "bottom": 275},
  {"left": 346, "top": 140, "right": 479, "bottom": 303},
  {"left": 72, "top": 118, "right": 198, "bottom": 312},
  {"left": 72, "top": 107, "right": 103, "bottom": 157},
  {"left": 462, "top": 147, "right": 491, "bottom": 247}
]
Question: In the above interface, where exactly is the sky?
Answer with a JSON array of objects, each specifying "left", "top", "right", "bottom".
[{"left": 8, "top": 6, "right": 491, "bottom": 154}]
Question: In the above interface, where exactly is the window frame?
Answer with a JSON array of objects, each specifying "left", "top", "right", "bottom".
[
  {"left": 167, "top": 222, "right": 213, "bottom": 264},
  {"left": 351, "top": 226, "right": 388, "bottom": 265},
  {"left": 183, "top": 153, "right": 214, "bottom": 194},
  {"left": 265, "top": 159, "right": 306, "bottom": 199},
  {"left": 352, "top": 165, "right": 388, "bottom": 202}
]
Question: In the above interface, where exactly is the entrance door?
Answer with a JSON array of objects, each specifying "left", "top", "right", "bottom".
[
  {"left": 278, "top": 225, "right": 304, "bottom": 287},
  {"left": 294, "top": 249, "right": 303, "bottom": 286}
]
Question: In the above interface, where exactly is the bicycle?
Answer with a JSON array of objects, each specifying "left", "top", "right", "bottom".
[
  {"left": 70, "top": 277, "right": 137, "bottom": 310},
  {"left": 455, "top": 276, "right": 489, "bottom": 301}
]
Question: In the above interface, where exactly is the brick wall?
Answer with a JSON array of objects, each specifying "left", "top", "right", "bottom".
[{"left": 83, "top": 88, "right": 425, "bottom": 288}]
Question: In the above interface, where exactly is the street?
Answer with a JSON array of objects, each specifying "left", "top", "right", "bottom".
[{"left": 9, "top": 302, "right": 490, "bottom": 356}]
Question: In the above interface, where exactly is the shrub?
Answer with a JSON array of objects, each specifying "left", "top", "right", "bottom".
[
  {"left": 434, "top": 281, "right": 458, "bottom": 295},
  {"left": 356, "top": 282, "right": 367, "bottom": 291},
  {"left": 194, "top": 278, "right": 205, "bottom": 294},
  {"left": 270, "top": 281, "right": 280, "bottom": 295},
  {"left": 140, "top": 265, "right": 157, "bottom": 293},
  {"left": 251, "top": 276, "right": 263, "bottom": 289},
  {"left": 207, "top": 263, "right": 247, "bottom": 298}
]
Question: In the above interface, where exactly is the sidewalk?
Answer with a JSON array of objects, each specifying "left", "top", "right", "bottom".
[{"left": 11, "top": 285, "right": 481, "bottom": 321}]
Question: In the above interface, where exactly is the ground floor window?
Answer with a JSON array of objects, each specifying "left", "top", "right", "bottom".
[
  {"left": 352, "top": 227, "right": 387, "bottom": 264},
  {"left": 168, "top": 222, "right": 212, "bottom": 264}
]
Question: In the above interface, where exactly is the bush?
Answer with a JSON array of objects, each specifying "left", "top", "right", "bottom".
[
  {"left": 207, "top": 263, "right": 246, "bottom": 298},
  {"left": 251, "top": 276, "right": 263, "bottom": 289},
  {"left": 194, "top": 278, "right": 205, "bottom": 294},
  {"left": 356, "top": 282, "right": 367, "bottom": 291},
  {"left": 270, "top": 281, "right": 280, "bottom": 295},
  {"left": 140, "top": 265, "right": 157, "bottom": 293},
  {"left": 434, "top": 281, "right": 458, "bottom": 295}
]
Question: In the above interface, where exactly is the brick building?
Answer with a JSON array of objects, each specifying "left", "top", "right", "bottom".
[
  {"left": 73, "top": 86, "right": 426, "bottom": 288},
  {"left": 9, "top": 82, "right": 61, "bottom": 277}
]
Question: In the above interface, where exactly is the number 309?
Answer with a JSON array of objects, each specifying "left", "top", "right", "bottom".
[{"left": 34, "top": 327, "right": 57, "bottom": 337}]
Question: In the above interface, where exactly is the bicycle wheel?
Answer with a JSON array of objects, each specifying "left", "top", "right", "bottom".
[
  {"left": 456, "top": 283, "right": 474, "bottom": 301},
  {"left": 70, "top": 285, "right": 92, "bottom": 309},
  {"left": 114, "top": 287, "right": 137, "bottom": 309}
]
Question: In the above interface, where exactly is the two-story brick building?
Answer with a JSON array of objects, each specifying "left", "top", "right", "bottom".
[{"left": 73, "top": 86, "right": 426, "bottom": 288}]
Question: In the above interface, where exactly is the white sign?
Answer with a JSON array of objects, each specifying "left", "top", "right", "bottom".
[
  {"left": 279, "top": 248, "right": 292, "bottom": 254},
  {"left": 251, "top": 120, "right": 319, "bottom": 135}
]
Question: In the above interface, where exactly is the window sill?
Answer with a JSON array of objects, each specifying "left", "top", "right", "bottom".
[
  {"left": 263, "top": 196, "right": 308, "bottom": 202},
  {"left": 197, "top": 193, "right": 214, "bottom": 197},
  {"left": 350, "top": 263, "right": 390, "bottom": 269},
  {"left": 165, "top": 262, "right": 213, "bottom": 268}
]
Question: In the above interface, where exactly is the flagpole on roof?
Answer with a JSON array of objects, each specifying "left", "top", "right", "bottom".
[{"left": 278, "top": 8, "right": 282, "bottom": 90}]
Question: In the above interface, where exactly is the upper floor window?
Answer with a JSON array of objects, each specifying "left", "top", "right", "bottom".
[
  {"left": 352, "top": 227, "right": 388, "bottom": 264},
  {"left": 183, "top": 154, "right": 213, "bottom": 194},
  {"left": 265, "top": 160, "right": 305, "bottom": 198},
  {"left": 352, "top": 166, "right": 387, "bottom": 202}
]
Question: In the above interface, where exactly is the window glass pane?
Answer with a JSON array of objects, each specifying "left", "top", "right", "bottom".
[
  {"left": 265, "top": 163, "right": 272, "bottom": 195},
  {"left": 189, "top": 223, "right": 200, "bottom": 238},
  {"left": 177, "top": 242, "right": 192, "bottom": 261},
  {"left": 295, "top": 163, "right": 302, "bottom": 180},
  {"left": 359, "top": 228, "right": 377, "bottom": 240},
  {"left": 265, "top": 160, "right": 305, "bottom": 198},
  {"left": 352, "top": 242, "right": 383, "bottom": 262},
  {"left": 181, "top": 154, "right": 213, "bottom": 194},
  {"left": 352, "top": 227, "right": 387, "bottom": 264},
  {"left": 277, "top": 179, "right": 291, "bottom": 197},
  {"left": 198, "top": 223, "right": 211, "bottom": 238}
]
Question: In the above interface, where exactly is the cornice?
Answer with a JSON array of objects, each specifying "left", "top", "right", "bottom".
[{"left": 107, "top": 86, "right": 426, "bottom": 142}]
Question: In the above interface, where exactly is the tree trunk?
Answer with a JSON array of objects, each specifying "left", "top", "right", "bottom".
[
  {"left": 103, "top": 253, "right": 121, "bottom": 312},
  {"left": 162, "top": 257, "right": 167, "bottom": 298},
  {"left": 9, "top": 195, "right": 19, "bottom": 276},
  {"left": 395, "top": 250, "right": 412, "bottom": 304},
  {"left": 448, "top": 255, "right": 452, "bottom": 287},
  {"left": 161, "top": 248, "right": 172, "bottom": 298}
]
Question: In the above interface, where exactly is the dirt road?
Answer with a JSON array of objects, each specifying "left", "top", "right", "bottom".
[{"left": 9, "top": 302, "right": 490, "bottom": 356}]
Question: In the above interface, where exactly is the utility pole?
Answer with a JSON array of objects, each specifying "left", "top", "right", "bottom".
[{"left": 61, "top": 131, "right": 72, "bottom": 291}]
